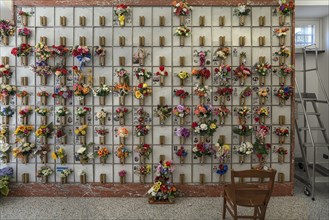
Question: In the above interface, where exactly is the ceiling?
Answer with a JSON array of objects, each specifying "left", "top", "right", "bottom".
[{"left": 295, "top": 5, "right": 329, "bottom": 18}]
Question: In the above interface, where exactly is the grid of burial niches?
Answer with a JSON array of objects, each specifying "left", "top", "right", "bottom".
[{"left": 0, "top": 6, "right": 292, "bottom": 184}]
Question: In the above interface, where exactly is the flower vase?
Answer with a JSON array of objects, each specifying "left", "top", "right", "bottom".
[
  {"left": 180, "top": 156, "right": 185, "bottom": 164},
  {"left": 240, "top": 97, "right": 246, "bottom": 106},
  {"left": 200, "top": 136, "right": 206, "bottom": 143},
  {"left": 100, "top": 117, "right": 106, "bottom": 125},
  {"left": 2, "top": 153, "right": 9, "bottom": 163},
  {"left": 22, "top": 116, "right": 28, "bottom": 125},
  {"left": 61, "top": 176, "right": 67, "bottom": 184},
  {"left": 60, "top": 136, "right": 67, "bottom": 145},
  {"left": 79, "top": 97, "right": 85, "bottom": 105},
  {"left": 239, "top": 15, "right": 245, "bottom": 26},
  {"left": 239, "top": 136, "right": 246, "bottom": 143},
  {"left": 100, "top": 157, "right": 107, "bottom": 165},
  {"left": 238, "top": 117, "right": 246, "bottom": 125},
  {"left": 2, "top": 96, "right": 9, "bottom": 105},
  {"left": 239, "top": 155, "right": 245, "bottom": 164},
  {"left": 139, "top": 58, "right": 145, "bottom": 66},
  {"left": 140, "top": 136, "right": 145, "bottom": 144},
  {"left": 260, "top": 97, "right": 266, "bottom": 105},
  {"left": 279, "top": 136, "right": 286, "bottom": 145},
  {"left": 120, "top": 157, "right": 125, "bottom": 164},
  {"left": 80, "top": 157, "right": 88, "bottom": 164},
  {"left": 279, "top": 56, "right": 286, "bottom": 65},
  {"left": 79, "top": 116, "right": 86, "bottom": 125},
  {"left": 200, "top": 96, "right": 205, "bottom": 105},
  {"left": 100, "top": 55, "right": 105, "bottom": 66},
  {"left": 61, "top": 58, "right": 66, "bottom": 67},
  {"left": 140, "top": 156, "right": 145, "bottom": 164},
  {"left": 120, "top": 176, "right": 125, "bottom": 184},
  {"left": 23, "top": 137, "right": 28, "bottom": 142},
  {"left": 219, "top": 116, "right": 225, "bottom": 125},
  {"left": 239, "top": 77, "right": 245, "bottom": 86},
  {"left": 60, "top": 76, "right": 66, "bottom": 86},
  {"left": 22, "top": 96, "right": 28, "bottom": 105},
  {"left": 40, "top": 136, "right": 47, "bottom": 145},
  {"left": 41, "top": 116, "right": 47, "bottom": 125},
  {"left": 180, "top": 79, "right": 184, "bottom": 87},
  {"left": 100, "top": 136, "right": 105, "bottom": 145},
  {"left": 139, "top": 98, "right": 144, "bottom": 106},
  {"left": 259, "top": 76, "right": 265, "bottom": 86},
  {"left": 119, "top": 96, "right": 125, "bottom": 106},
  {"left": 179, "top": 136, "right": 185, "bottom": 145},
  {"left": 2, "top": 116, "right": 9, "bottom": 124},
  {"left": 219, "top": 96, "right": 225, "bottom": 105},
  {"left": 2, "top": 36, "right": 9, "bottom": 46},
  {"left": 60, "top": 116, "right": 66, "bottom": 125},
  {"left": 119, "top": 117, "right": 125, "bottom": 125},
  {"left": 60, "top": 155, "right": 67, "bottom": 164},
  {"left": 140, "top": 175, "right": 146, "bottom": 184},
  {"left": 160, "top": 75, "right": 165, "bottom": 87},
  {"left": 21, "top": 15, "right": 28, "bottom": 26},
  {"left": 279, "top": 15, "right": 286, "bottom": 26},
  {"left": 1, "top": 77, "right": 9, "bottom": 84},
  {"left": 199, "top": 76, "right": 205, "bottom": 85},
  {"left": 22, "top": 154, "right": 29, "bottom": 164},
  {"left": 41, "top": 154, "right": 48, "bottom": 164},
  {"left": 21, "top": 56, "right": 28, "bottom": 66},
  {"left": 280, "top": 98, "right": 286, "bottom": 106},
  {"left": 260, "top": 116, "right": 266, "bottom": 124},
  {"left": 21, "top": 36, "right": 27, "bottom": 44},
  {"left": 42, "top": 176, "right": 48, "bottom": 183},
  {"left": 179, "top": 15, "right": 186, "bottom": 26},
  {"left": 180, "top": 174, "right": 185, "bottom": 184},
  {"left": 179, "top": 36, "right": 185, "bottom": 47},
  {"left": 219, "top": 174, "right": 225, "bottom": 183},
  {"left": 119, "top": 76, "right": 125, "bottom": 84},
  {"left": 180, "top": 117, "right": 185, "bottom": 125},
  {"left": 278, "top": 173, "right": 285, "bottom": 183},
  {"left": 99, "top": 96, "right": 105, "bottom": 105},
  {"left": 139, "top": 76, "right": 144, "bottom": 83},
  {"left": 279, "top": 76, "right": 286, "bottom": 85},
  {"left": 199, "top": 155, "right": 205, "bottom": 164},
  {"left": 79, "top": 136, "right": 86, "bottom": 145},
  {"left": 180, "top": 97, "right": 185, "bottom": 105},
  {"left": 41, "top": 96, "right": 47, "bottom": 105},
  {"left": 278, "top": 154, "right": 285, "bottom": 164},
  {"left": 279, "top": 36, "right": 286, "bottom": 46},
  {"left": 120, "top": 137, "right": 125, "bottom": 145},
  {"left": 119, "top": 15, "right": 126, "bottom": 27},
  {"left": 40, "top": 75, "right": 47, "bottom": 85},
  {"left": 60, "top": 97, "right": 66, "bottom": 106},
  {"left": 258, "top": 155, "right": 267, "bottom": 168}
]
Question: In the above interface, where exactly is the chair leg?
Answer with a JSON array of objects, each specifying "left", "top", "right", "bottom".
[
  {"left": 233, "top": 205, "right": 238, "bottom": 220},
  {"left": 260, "top": 206, "right": 267, "bottom": 220},
  {"left": 253, "top": 207, "right": 258, "bottom": 220},
  {"left": 222, "top": 196, "right": 226, "bottom": 219}
]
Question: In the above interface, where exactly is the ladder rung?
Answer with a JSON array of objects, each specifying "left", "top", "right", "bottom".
[
  {"left": 298, "top": 127, "right": 326, "bottom": 131},
  {"left": 297, "top": 112, "right": 320, "bottom": 116},
  {"left": 305, "top": 68, "right": 317, "bottom": 72},
  {"left": 303, "top": 143, "right": 329, "bottom": 148},
  {"left": 311, "top": 177, "right": 329, "bottom": 183}
]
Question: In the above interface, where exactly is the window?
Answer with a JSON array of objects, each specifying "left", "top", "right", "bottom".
[{"left": 295, "top": 25, "right": 315, "bottom": 46}]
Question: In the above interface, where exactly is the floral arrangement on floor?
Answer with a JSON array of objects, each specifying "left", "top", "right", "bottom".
[
  {"left": 278, "top": 0, "right": 295, "bottom": 16},
  {"left": 114, "top": 4, "right": 131, "bottom": 26},
  {"left": 233, "top": 125, "right": 253, "bottom": 137},
  {"left": 0, "top": 166, "right": 14, "bottom": 196},
  {"left": 193, "top": 142, "right": 213, "bottom": 158},
  {"left": 34, "top": 42, "right": 52, "bottom": 61},
  {"left": 175, "top": 127, "right": 191, "bottom": 139},
  {"left": 0, "top": 64, "right": 12, "bottom": 79},
  {"left": 234, "top": 141, "right": 253, "bottom": 155},
  {"left": 214, "top": 64, "right": 231, "bottom": 83},
  {"left": 93, "top": 84, "right": 111, "bottom": 97},
  {"left": 173, "top": 104, "right": 190, "bottom": 119},
  {"left": 116, "top": 145, "right": 130, "bottom": 160},
  {"left": 0, "top": 106, "right": 15, "bottom": 117},
  {"left": 148, "top": 160, "right": 177, "bottom": 203},
  {"left": 172, "top": 0, "right": 192, "bottom": 16},
  {"left": 135, "top": 67, "right": 152, "bottom": 81},
  {"left": 194, "top": 104, "right": 212, "bottom": 119},
  {"left": 214, "top": 47, "right": 230, "bottom": 61},
  {"left": 18, "top": 27, "right": 32, "bottom": 38},
  {"left": 192, "top": 120, "right": 218, "bottom": 136},
  {"left": 234, "top": 64, "right": 252, "bottom": 85},
  {"left": 154, "top": 105, "right": 172, "bottom": 123},
  {"left": 76, "top": 142, "right": 94, "bottom": 163},
  {"left": 14, "top": 125, "right": 34, "bottom": 140},
  {"left": 233, "top": 4, "right": 251, "bottom": 16},
  {"left": 55, "top": 107, "right": 70, "bottom": 117},
  {"left": 18, "top": 106, "right": 33, "bottom": 118},
  {"left": 274, "top": 46, "right": 290, "bottom": 57},
  {"left": 192, "top": 67, "right": 211, "bottom": 80},
  {"left": 174, "top": 26, "right": 191, "bottom": 37},
  {"left": 174, "top": 89, "right": 189, "bottom": 99},
  {"left": 76, "top": 107, "right": 91, "bottom": 117},
  {"left": 193, "top": 84, "right": 211, "bottom": 98},
  {"left": 52, "top": 85, "right": 73, "bottom": 100},
  {"left": 71, "top": 45, "right": 91, "bottom": 69},
  {"left": 11, "top": 43, "right": 33, "bottom": 57},
  {"left": 75, "top": 125, "right": 88, "bottom": 137},
  {"left": 0, "top": 20, "right": 15, "bottom": 37},
  {"left": 12, "top": 142, "right": 36, "bottom": 159},
  {"left": 134, "top": 83, "right": 152, "bottom": 100},
  {"left": 35, "top": 123, "right": 53, "bottom": 138},
  {"left": 135, "top": 143, "right": 152, "bottom": 159},
  {"left": 135, "top": 124, "right": 150, "bottom": 137},
  {"left": 0, "top": 142, "right": 11, "bottom": 163},
  {"left": 254, "top": 62, "right": 272, "bottom": 76},
  {"left": 37, "top": 166, "right": 53, "bottom": 178},
  {"left": 52, "top": 147, "right": 67, "bottom": 163}
]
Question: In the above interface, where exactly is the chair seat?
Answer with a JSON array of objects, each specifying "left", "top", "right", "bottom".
[{"left": 224, "top": 185, "right": 267, "bottom": 207}]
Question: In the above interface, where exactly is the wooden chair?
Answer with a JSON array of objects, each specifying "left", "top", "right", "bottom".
[{"left": 222, "top": 169, "right": 277, "bottom": 220}]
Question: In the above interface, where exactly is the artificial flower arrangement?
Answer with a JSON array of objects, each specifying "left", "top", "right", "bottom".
[
  {"left": 34, "top": 145, "right": 51, "bottom": 164},
  {"left": 35, "top": 108, "right": 50, "bottom": 122},
  {"left": 60, "top": 168, "right": 74, "bottom": 180},
  {"left": 193, "top": 50, "right": 211, "bottom": 67},
  {"left": 253, "top": 140, "right": 271, "bottom": 168},
  {"left": 118, "top": 169, "right": 127, "bottom": 183},
  {"left": 234, "top": 141, "right": 253, "bottom": 163},
  {"left": 95, "top": 46, "right": 106, "bottom": 56},
  {"left": 214, "top": 47, "right": 231, "bottom": 63},
  {"left": 155, "top": 66, "right": 169, "bottom": 86},
  {"left": 274, "top": 86, "right": 293, "bottom": 105},
  {"left": 95, "top": 146, "right": 110, "bottom": 164},
  {"left": 257, "top": 87, "right": 270, "bottom": 105},
  {"left": 52, "top": 45, "right": 70, "bottom": 58},
  {"left": 37, "top": 166, "right": 53, "bottom": 182},
  {"left": 52, "top": 85, "right": 73, "bottom": 105},
  {"left": 193, "top": 84, "right": 212, "bottom": 102},
  {"left": 19, "top": 10, "right": 31, "bottom": 26},
  {"left": 174, "top": 26, "right": 191, "bottom": 46},
  {"left": 76, "top": 142, "right": 94, "bottom": 164},
  {"left": 35, "top": 123, "right": 53, "bottom": 141},
  {"left": 134, "top": 164, "right": 152, "bottom": 183},
  {"left": 255, "top": 125, "right": 271, "bottom": 144},
  {"left": 0, "top": 142, "right": 11, "bottom": 163},
  {"left": 194, "top": 104, "right": 212, "bottom": 119},
  {"left": 114, "top": 83, "right": 131, "bottom": 105},
  {"left": 12, "top": 142, "right": 36, "bottom": 163},
  {"left": 175, "top": 127, "right": 191, "bottom": 144},
  {"left": 239, "top": 86, "right": 252, "bottom": 106},
  {"left": 233, "top": 125, "right": 253, "bottom": 141},
  {"left": 234, "top": 64, "right": 252, "bottom": 86},
  {"left": 94, "top": 109, "right": 107, "bottom": 126},
  {"left": 18, "top": 107, "right": 33, "bottom": 123},
  {"left": 0, "top": 64, "right": 12, "bottom": 81},
  {"left": 114, "top": 4, "right": 131, "bottom": 26},
  {"left": 135, "top": 124, "right": 150, "bottom": 137},
  {"left": 172, "top": 0, "right": 192, "bottom": 16},
  {"left": 193, "top": 142, "right": 213, "bottom": 163},
  {"left": 148, "top": 160, "right": 177, "bottom": 203},
  {"left": 273, "top": 27, "right": 289, "bottom": 37},
  {"left": 76, "top": 107, "right": 91, "bottom": 117},
  {"left": 134, "top": 83, "right": 152, "bottom": 105},
  {"left": 135, "top": 143, "right": 152, "bottom": 161},
  {"left": 29, "top": 61, "right": 53, "bottom": 85},
  {"left": 0, "top": 106, "right": 15, "bottom": 118},
  {"left": 0, "top": 166, "right": 14, "bottom": 196},
  {"left": 214, "top": 64, "right": 231, "bottom": 85},
  {"left": 275, "top": 46, "right": 290, "bottom": 58},
  {"left": 234, "top": 106, "right": 250, "bottom": 125},
  {"left": 254, "top": 106, "right": 270, "bottom": 124},
  {"left": 93, "top": 84, "right": 111, "bottom": 97},
  {"left": 118, "top": 127, "right": 129, "bottom": 143},
  {"left": 192, "top": 120, "right": 218, "bottom": 137},
  {"left": 71, "top": 45, "right": 91, "bottom": 69},
  {"left": 95, "top": 127, "right": 109, "bottom": 138},
  {"left": 14, "top": 125, "right": 34, "bottom": 141},
  {"left": 52, "top": 147, "right": 67, "bottom": 164},
  {"left": 192, "top": 67, "right": 211, "bottom": 82},
  {"left": 11, "top": 43, "right": 33, "bottom": 57},
  {"left": 0, "top": 125, "right": 9, "bottom": 142},
  {"left": 214, "top": 141, "right": 230, "bottom": 164},
  {"left": 34, "top": 42, "right": 52, "bottom": 61},
  {"left": 115, "top": 68, "right": 130, "bottom": 84},
  {"left": 18, "top": 28, "right": 32, "bottom": 39},
  {"left": 16, "top": 90, "right": 30, "bottom": 104},
  {"left": 0, "top": 84, "right": 16, "bottom": 104},
  {"left": 75, "top": 124, "right": 88, "bottom": 136},
  {"left": 114, "top": 107, "right": 129, "bottom": 125},
  {"left": 174, "top": 89, "right": 190, "bottom": 102},
  {"left": 216, "top": 86, "right": 233, "bottom": 105},
  {"left": 37, "top": 90, "right": 50, "bottom": 98},
  {"left": 276, "top": 64, "right": 294, "bottom": 85},
  {"left": 135, "top": 67, "right": 152, "bottom": 82},
  {"left": 0, "top": 20, "right": 15, "bottom": 38},
  {"left": 214, "top": 163, "right": 229, "bottom": 179},
  {"left": 213, "top": 106, "right": 230, "bottom": 125},
  {"left": 55, "top": 107, "right": 69, "bottom": 117},
  {"left": 274, "top": 127, "right": 289, "bottom": 144},
  {"left": 116, "top": 144, "right": 130, "bottom": 164},
  {"left": 254, "top": 62, "right": 272, "bottom": 85},
  {"left": 73, "top": 81, "right": 91, "bottom": 99},
  {"left": 175, "top": 146, "right": 188, "bottom": 163},
  {"left": 278, "top": 0, "right": 295, "bottom": 16},
  {"left": 233, "top": 4, "right": 251, "bottom": 26},
  {"left": 176, "top": 70, "right": 190, "bottom": 86},
  {"left": 154, "top": 105, "right": 172, "bottom": 124},
  {"left": 275, "top": 146, "right": 288, "bottom": 163},
  {"left": 173, "top": 104, "right": 190, "bottom": 123},
  {"left": 135, "top": 107, "right": 150, "bottom": 124}
]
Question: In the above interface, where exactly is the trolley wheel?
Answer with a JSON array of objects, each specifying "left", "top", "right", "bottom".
[
  {"left": 304, "top": 186, "right": 311, "bottom": 197},
  {"left": 298, "top": 162, "right": 304, "bottom": 170}
]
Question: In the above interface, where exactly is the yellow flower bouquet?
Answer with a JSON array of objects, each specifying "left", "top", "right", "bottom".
[{"left": 75, "top": 124, "right": 88, "bottom": 136}]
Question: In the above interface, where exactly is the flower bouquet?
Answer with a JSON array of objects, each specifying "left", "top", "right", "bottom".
[
  {"left": 54, "top": 126, "right": 66, "bottom": 144},
  {"left": 134, "top": 83, "right": 152, "bottom": 105},
  {"left": 175, "top": 127, "right": 190, "bottom": 144},
  {"left": 19, "top": 11, "right": 31, "bottom": 26},
  {"left": 234, "top": 64, "right": 252, "bottom": 86},
  {"left": 55, "top": 107, "right": 69, "bottom": 125},
  {"left": 193, "top": 84, "right": 212, "bottom": 104},
  {"left": 0, "top": 20, "right": 15, "bottom": 45},
  {"left": 95, "top": 146, "right": 110, "bottom": 164},
  {"left": 114, "top": 107, "right": 128, "bottom": 125},
  {"left": 216, "top": 86, "right": 233, "bottom": 106},
  {"left": 192, "top": 120, "right": 218, "bottom": 137},
  {"left": 0, "top": 64, "right": 12, "bottom": 83},
  {"left": 11, "top": 43, "right": 33, "bottom": 65},
  {"left": 148, "top": 160, "right": 177, "bottom": 203},
  {"left": 234, "top": 106, "right": 250, "bottom": 125},
  {"left": 116, "top": 144, "right": 130, "bottom": 164},
  {"left": 34, "top": 145, "right": 51, "bottom": 164},
  {"left": 34, "top": 42, "right": 52, "bottom": 61},
  {"left": 155, "top": 66, "right": 169, "bottom": 86},
  {"left": 193, "top": 50, "right": 211, "bottom": 67},
  {"left": 0, "top": 84, "right": 16, "bottom": 105},
  {"left": 52, "top": 147, "right": 67, "bottom": 164},
  {"left": 175, "top": 146, "right": 188, "bottom": 163},
  {"left": 214, "top": 164, "right": 228, "bottom": 182},
  {"left": 214, "top": 106, "right": 230, "bottom": 125},
  {"left": 0, "top": 142, "right": 11, "bottom": 163},
  {"left": 76, "top": 107, "right": 91, "bottom": 125},
  {"left": 134, "top": 164, "right": 152, "bottom": 183},
  {"left": 135, "top": 67, "right": 152, "bottom": 83},
  {"left": 233, "top": 4, "right": 251, "bottom": 26},
  {"left": 254, "top": 106, "right": 270, "bottom": 124},
  {"left": 37, "top": 90, "right": 50, "bottom": 105},
  {"left": 135, "top": 124, "right": 150, "bottom": 144},
  {"left": 274, "top": 46, "right": 290, "bottom": 65},
  {"left": 76, "top": 142, "right": 94, "bottom": 164},
  {"left": 75, "top": 125, "right": 88, "bottom": 145},
  {"left": 118, "top": 127, "right": 129, "bottom": 145},
  {"left": 172, "top": 0, "right": 192, "bottom": 17},
  {"left": 18, "top": 107, "right": 33, "bottom": 124},
  {"left": 114, "top": 83, "right": 131, "bottom": 105},
  {"left": 115, "top": 68, "right": 130, "bottom": 85},
  {"left": 14, "top": 125, "right": 34, "bottom": 143},
  {"left": 273, "top": 27, "right": 289, "bottom": 46},
  {"left": 37, "top": 166, "right": 53, "bottom": 183},
  {"left": 234, "top": 141, "right": 253, "bottom": 163},
  {"left": 52, "top": 85, "right": 73, "bottom": 105},
  {"left": 214, "top": 141, "right": 230, "bottom": 164},
  {"left": 0, "top": 106, "right": 14, "bottom": 124},
  {"left": 276, "top": 64, "right": 294, "bottom": 85},
  {"left": 214, "top": 64, "right": 231, "bottom": 85},
  {"left": 0, "top": 125, "right": 9, "bottom": 143},
  {"left": 275, "top": 146, "right": 288, "bottom": 163},
  {"left": 12, "top": 142, "right": 36, "bottom": 164},
  {"left": 0, "top": 166, "right": 13, "bottom": 196},
  {"left": 71, "top": 45, "right": 91, "bottom": 69},
  {"left": 136, "top": 143, "right": 152, "bottom": 163},
  {"left": 192, "top": 67, "right": 211, "bottom": 85},
  {"left": 18, "top": 28, "right": 32, "bottom": 44},
  {"left": 214, "top": 47, "right": 230, "bottom": 64},
  {"left": 176, "top": 71, "right": 190, "bottom": 86},
  {"left": 278, "top": 0, "right": 294, "bottom": 25},
  {"left": 95, "top": 46, "right": 106, "bottom": 66},
  {"left": 239, "top": 86, "right": 252, "bottom": 106},
  {"left": 154, "top": 105, "right": 172, "bottom": 125},
  {"left": 29, "top": 61, "right": 53, "bottom": 85},
  {"left": 274, "top": 86, "right": 293, "bottom": 105},
  {"left": 174, "top": 26, "right": 191, "bottom": 46},
  {"left": 253, "top": 140, "right": 271, "bottom": 169},
  {"left": 55, "top": 68, "right": 69, "bottom": 85},
  {"left": 274, "top": 127, "right": 289, "bottom": 144},
  {"left": 194, "top": 104, "right": 212, "bottom": 120},
  {"left": 35, "top": 123, "right": 53, "bottom": 145},
  {"left": 52, "top": 45, "right": 70, "bottom": 66},
  {"left": 16, "top": 90, "right": 30, "bottom": 105},
  {"left": 193, "top": 142, "right": 213, "bottom": 163},
  {"left": 73, "top": 82, "right": 91, "bottom": 105},
  {"left": 94, "top": 128, "right": 108, "bottom": 145},
  {"left": 93, "top": 84, "right": 111, "bottom": 105},
  {"left": 257, "top": 87, "right": 269, "bottom": 105},
  {"left": 60, "top": 168, "right": 73, "bottom": 184},
  {"left": 233, "top": 125, "right": 253, "bottom": 142},
  {"left": 174, "top": 89, "right": 189, "bottom": 104},
  {"left": 173, "top": 104, "right": 190, "bottom": 125},
  {"left": 119, "top": 170, "right": 127, "bottom": 184},
  {"left": 254, "top": 62, "right": 272, "bottom": 85},
  {"left": 114, "top": 4, "right": 131, "bottom": 26},
  {"left": 255, "top": 125, "right": 270, "bottom": 144}
]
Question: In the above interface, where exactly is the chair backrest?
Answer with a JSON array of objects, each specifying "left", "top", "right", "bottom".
[{"left": 230, "top": 169, "right": 277, "bottom": 206}]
